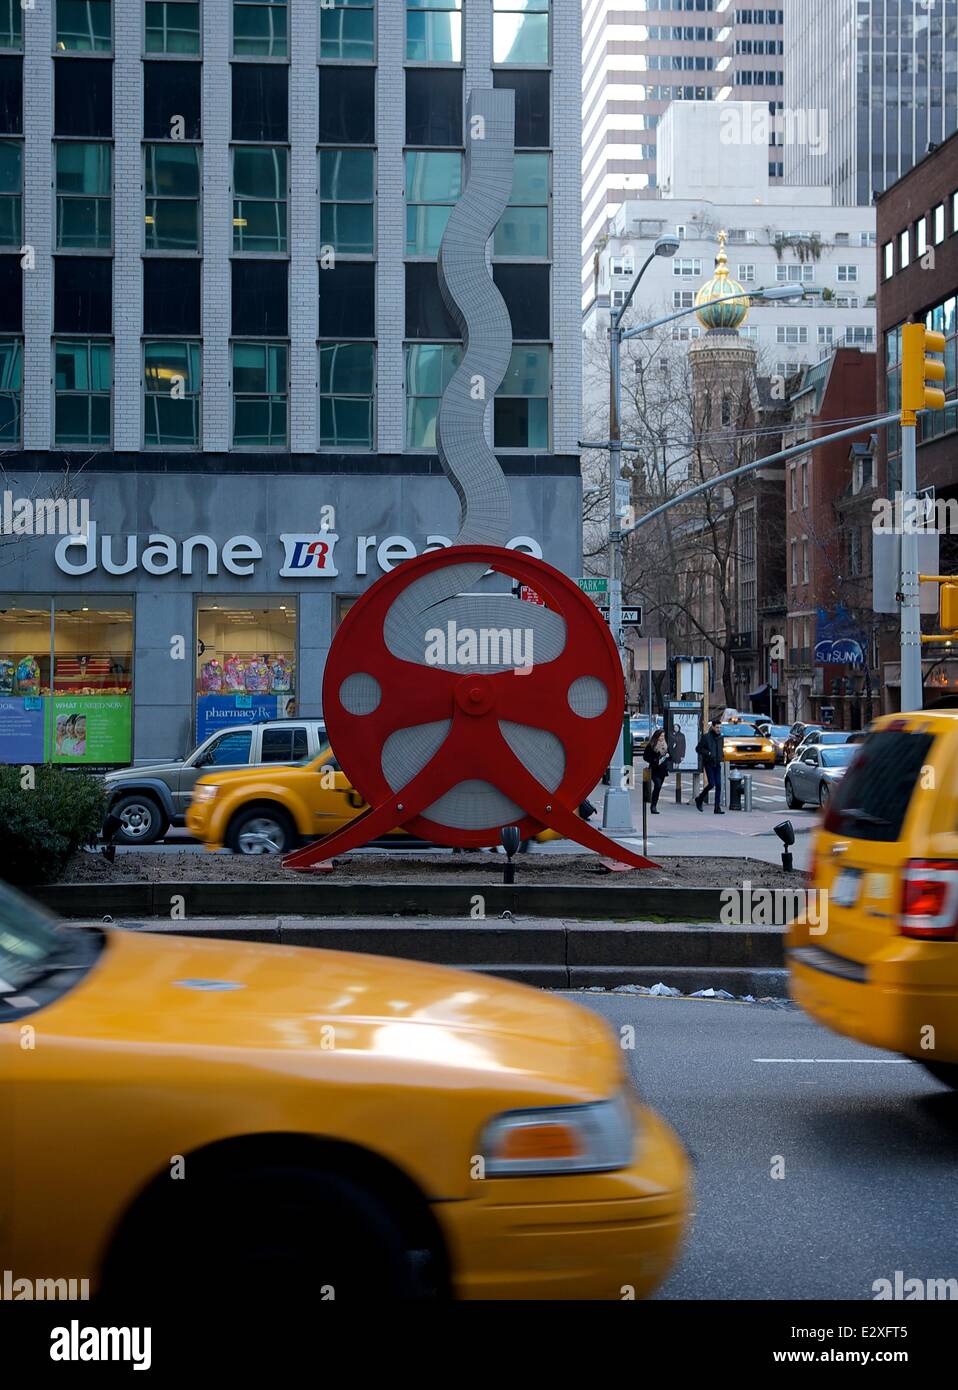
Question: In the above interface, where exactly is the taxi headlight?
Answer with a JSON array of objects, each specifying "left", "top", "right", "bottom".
[
  {"left": 192, "top": 784, "right": 220, "bottom": 803},
  {"left": 478, "top": 1094, "right": 634, "bottom": 1176},
  {"left": 762, "top": 742, "right": 774, "bottom": 753}
]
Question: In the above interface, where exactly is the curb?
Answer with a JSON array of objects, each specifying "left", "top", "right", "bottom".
[
  {"left": 36, "top": 880, "right": 731, "bottom": 922},
  {"left": 71, "top": 915, "right": 789, "bottom": 997}
]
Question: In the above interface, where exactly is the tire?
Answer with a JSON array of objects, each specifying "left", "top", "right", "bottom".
[
  {"left": 918, "top": 1060, "right": 958, "bottom": 1090},
  {"left": 226, "top": 805, "right": 296, "bottom": 855},
  {"left": 106, "top": 1166, "right": 422, "bottom": 1301},
  {"left": 818, "top": 781, "right": 830, "bottom": 807},
  {"left": 784, "top": 778, "right": 804, "bottom": 810},
  {"left": 110, "top": 792, "right": 168, "bottom": 846}
]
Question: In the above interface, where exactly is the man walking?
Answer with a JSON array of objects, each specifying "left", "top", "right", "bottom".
[{"left": 695, "top": 717, "right": 725, "bottom": 815}]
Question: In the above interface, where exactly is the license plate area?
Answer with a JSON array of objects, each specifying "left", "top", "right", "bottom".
[{"left": 830, "top": 867, "right": 862, "bottom": 909}]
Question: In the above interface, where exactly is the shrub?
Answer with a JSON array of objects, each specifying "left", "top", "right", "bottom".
[{"left": 0, "top": 766, "right": 106, "bottom": 885}]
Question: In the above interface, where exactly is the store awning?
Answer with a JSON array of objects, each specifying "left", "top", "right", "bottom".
[{"left": 748, "top": 682, "right": 769, "bottom": 700}]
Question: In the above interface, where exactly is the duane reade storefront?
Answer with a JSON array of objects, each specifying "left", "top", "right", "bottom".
[{"left": 0, "top": 472, "right": 579, "bottom": 768}]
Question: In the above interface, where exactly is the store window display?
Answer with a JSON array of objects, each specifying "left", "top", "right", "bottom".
[
  {"left": 0, "top": 596, "right": 133, "bottom": 765},
  {"left": 195, "top": 599, "right": 297, "bottom": 740}
]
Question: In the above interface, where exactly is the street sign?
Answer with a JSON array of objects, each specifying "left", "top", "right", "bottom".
[
  {"left": 575, "top": 576, "right": 608, "bottom": 594},
  {"left": 518, "top": 584, "right": 544, "bottom": 605},
  {"left": 598, "top": 605, "right": 642, "bottom": 625},
  {"left": 614, "top": 479, "right": 631, "bottom": 518}
]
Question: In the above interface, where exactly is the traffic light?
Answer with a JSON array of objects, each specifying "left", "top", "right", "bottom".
[
  {"left": 941, "top": 583, "right": 958, "bottom": 633},
  {"left": 901, "top": 323, "right": 946, "bottom": 422}
]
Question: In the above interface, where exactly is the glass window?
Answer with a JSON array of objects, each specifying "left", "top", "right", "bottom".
[
  {"left": 319, "top": 341, "right": 374, "bottom": 449},
  {"left": 145, "top": 1, "right": 200, "bottom": 55},
  {"left": 144, "top": 257, "right": 201, "bottom": 334},
  {"left": 54, "top": 339, "right": 111, "bottom": 445},
  {"left": 898, "top": 228, "right": 910, "bottom": 268},
  {"left": 493, "top": 69, "right": 549, "bottom": 147},
  {"left": 916, "top": 217, "right": 927, "bottom": 258},
  {"left": 320, "top": 66, "right": 375, "bottom": 143},
  {"left": 145, "top": 143, "right": 200, "bottom": 251},
  {"left": 54, "top": 56, "right": 112, "bottom": 138},
  {"left": 232, "top": 259, "right": 288, "bottom": 335},
  {"left": 406, "top": 68, "right": 461, "bottom": 146},
  {"left": 144, "top": 340, "right": 201, "bottom": 448},
  {"left": 0, "top": 138, "right": 20, "bottom": 247},
  {"left": 55, "top": 141, "right": 111, "bottom": 250},
  {"left": 493, "top": 262, "right": 550, "bottom": 339},
  {"left": 319, "top": 261, "right": 374, "bottom": 338},
  {"left": 405, "top": 150, "right": 461, "bottom": 255},
  {"left": 405, "top": 262, "right": 457, "bottom": 338},
  {"left": 233, "top": 146, "right": 287, "bottom": 252},
  {"left": 494, "top": 344, "right": 549, "bottom": 448},
  {"left": 144, "top": 60, "right": 201, "bottom": 139},
  {"left": 234, "top": 1, "right": 287, "bottom": 57},
  {"left": 56, "top": 0, "right": 111, "bottom": 53},
  {"left": 319, "top": 148, "right": 374, "bottom": 255},
  {"left": 262, "top": 725, "right": 308, "bottom": 761},
  {"left": 232, "top": 341, "right": 288, "bottom": 447},
  {"left": 205, "top": 730, "right": 253, "bottom": 763},
  {"left": 321, "top": 0, "right": 374, "bottom": 61},
  {"left": 54, "top": 255, "right": 112, "bottom": 333},
  {"left": 0, "top": 0, "right": 23, "bottom": 49},
  {"left": 494, "top": 151, "right": 548, "bottom": 257},
  {"left": 882, "top": 241, "right": 893, "bottom": 279},
  {"left": 406, "top": 0, "right": 461, "bottom": 63},
  {"left": 0, "top": 335, "right": 21, "bottom": 443},
  {"left": 50, "top": 601, "right": 132, "bottom": 765},
  {"left": 195, "top": 599, "right": 298, "bottom": 741},
  {"left": 933, "top": 203, "right": 945, "bottom": 245},
  {"left": 232, "top": 63, "right": 287, "bottom": 142},
  {"left": 493, "top": 0, "right": 549, "bottom": 65},
  {"left": 404, "top": 341, "right": 461, "bottom": 448}
]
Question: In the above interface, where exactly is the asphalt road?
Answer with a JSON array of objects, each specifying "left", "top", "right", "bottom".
[{"left": 569, "top": 992, "right": 958, "bottom": 1300}]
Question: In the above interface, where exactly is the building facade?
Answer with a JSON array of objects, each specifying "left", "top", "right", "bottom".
[
  {"left": 785, "top": 0, "right": 958, "bottom": 207},
  {"left": 582, "top": 3, "right": 784, "bottom": 288},
  {"left": 876, "top": 127, "right": 958, "bottom": 705},
  {"left": 0, "top": 0, "right": 582, "bottom": 767}
]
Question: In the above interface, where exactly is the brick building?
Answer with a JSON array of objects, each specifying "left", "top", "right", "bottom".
[{"left": 876, "top": 128, "right": 958, "bottom": 706}]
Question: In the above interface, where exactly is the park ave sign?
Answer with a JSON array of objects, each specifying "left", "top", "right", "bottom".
[{"left": 54, "top": 524, "right": 542, "bottom": 579}]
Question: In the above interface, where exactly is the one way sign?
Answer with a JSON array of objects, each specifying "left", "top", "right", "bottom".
[{"left": 597, "top": 606, "right": 642, "bottom": 626}]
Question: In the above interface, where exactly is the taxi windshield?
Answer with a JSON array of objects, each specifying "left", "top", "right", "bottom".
[
  {"left": 721, "top": 723, "right": 758, "bottom": 737},
  {"left": 0, "top": 880, "right": 63, "bottom": 992}
]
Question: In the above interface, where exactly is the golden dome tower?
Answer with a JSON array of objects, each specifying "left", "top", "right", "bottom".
[{"left": 694, "top": 231, "right": 750, "bottom": 331}]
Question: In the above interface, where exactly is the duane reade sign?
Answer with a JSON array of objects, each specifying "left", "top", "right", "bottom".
[{"left": 54, "top": 523, "right": 542, "bottom": 579}]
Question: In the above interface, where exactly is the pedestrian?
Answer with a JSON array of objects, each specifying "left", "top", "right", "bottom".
[
  {"left": 695, "top": 717, "right": 725, "bottom": 815},
  {"left": 642, "top": 727, "right": 669, "bottom": 814}
]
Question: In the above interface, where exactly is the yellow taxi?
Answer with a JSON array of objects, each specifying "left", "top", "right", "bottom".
[
  {"left": 186, "top": 743, "right": 559, "bottom": 854},
  {"left": 720, "top": 721, "right": 777, "bottom": 769},
  {"left": 0, "top": 879, "right": 689, "bottom": 1300},
  {"left": 788, "top": 710, "right": 958, "bottom": 1089}
]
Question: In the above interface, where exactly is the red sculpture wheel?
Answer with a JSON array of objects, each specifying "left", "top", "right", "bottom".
[{"left": 284, "top": 545, "right": 657, "bottom": 870}]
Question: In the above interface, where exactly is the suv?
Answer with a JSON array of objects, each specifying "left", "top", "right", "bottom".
[{"left": 103, "top": 719, "right": 327, "bottom": 845}]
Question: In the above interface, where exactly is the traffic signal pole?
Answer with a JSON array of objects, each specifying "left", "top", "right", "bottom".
[{"left": 900, "top": 323, "right": 947, "bottom": 712}]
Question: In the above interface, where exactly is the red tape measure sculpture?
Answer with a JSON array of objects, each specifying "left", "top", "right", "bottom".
[{"left": 284, "top": 546, "right": 656, "bottom": 870}]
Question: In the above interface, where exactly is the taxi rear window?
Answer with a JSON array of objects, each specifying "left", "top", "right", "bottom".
[{"left": 823, "top": 729, "right": 933, "bottom": 842}]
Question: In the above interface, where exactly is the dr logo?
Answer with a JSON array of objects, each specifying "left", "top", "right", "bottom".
[{"left": 279, "top": 532, "right": 339, "bottom": 578}]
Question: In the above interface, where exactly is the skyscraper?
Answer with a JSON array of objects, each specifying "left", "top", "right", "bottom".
[
  {"left": 785, "top": 0, "right": 958, "bottom": 207},
  {"left": 582, "top": 1, "right": 784, "bottom": 298}
]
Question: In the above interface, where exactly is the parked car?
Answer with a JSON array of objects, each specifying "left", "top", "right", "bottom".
[
  {"left": 103, "top": 719, "right": 327, "bottom": 845},
  {"left": 0, "top": 878, "right": 690, "bottom": 1298},
  {"left": 720, "top": 722, "right": 777, "bottom": 768},
  {"left": 784, "top": 742, "right": 857, "bottom": 809},
  {"left": 788, "top": 711, "right": 958, "bottom": 1090},
  {"left": 186, "top": 745, "right": 560, "bottom": 855},
  {"left": 629, "top": 716, "right": 655, "bottom": 753}
]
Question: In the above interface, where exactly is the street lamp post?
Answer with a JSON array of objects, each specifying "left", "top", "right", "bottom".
[
  {"left": 603, "top": 234, "right": 680, "bottom": 833},
  {"left": 600, "top": 269, "right": 818, "bottom": 833}
]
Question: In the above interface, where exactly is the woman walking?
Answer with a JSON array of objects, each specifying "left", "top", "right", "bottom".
[{"left": 642, "top": 727, "right": 670, "bottom": 814}]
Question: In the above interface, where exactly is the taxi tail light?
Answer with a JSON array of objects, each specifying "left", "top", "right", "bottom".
[{"left": 900, "top": 860, "right": 958, "bottom": 939}]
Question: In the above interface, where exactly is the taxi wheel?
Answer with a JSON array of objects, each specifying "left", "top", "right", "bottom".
[
  {"left": 919, "top": 1060, "right": 958, "bottom": 1090},
  {"left": 784, "top": 778, "right": 804, "bottom": 810},
  {"left": 227, "top": 806, "right": 296, "bottom": 855}
]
